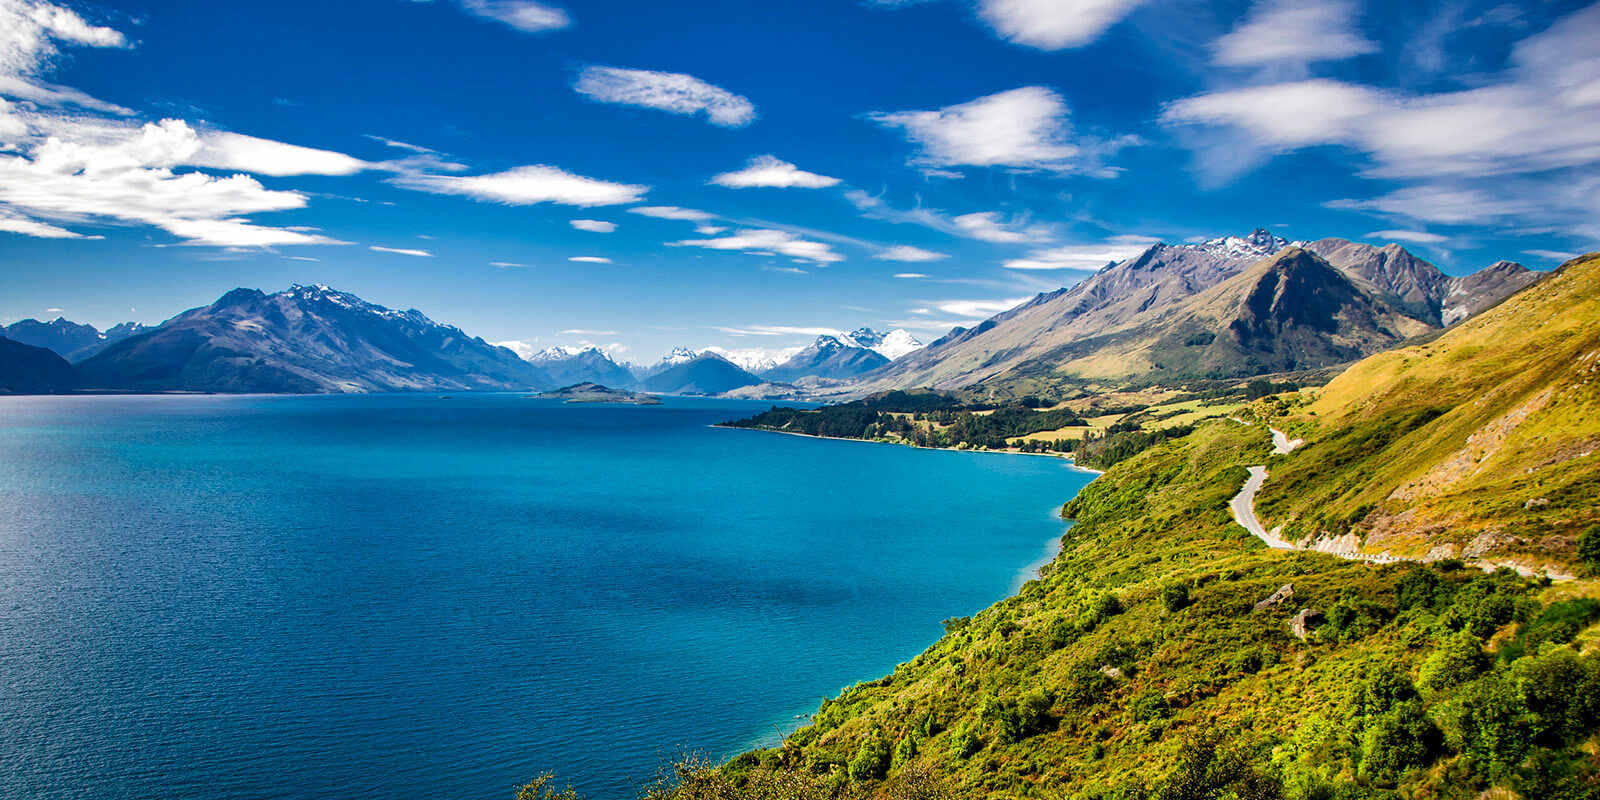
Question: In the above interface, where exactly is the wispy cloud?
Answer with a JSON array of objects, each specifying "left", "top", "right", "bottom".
[
  {"left": 489, "top": 261, "right": 529, "bottom": 267},
  {"left": 392, "top": 165, "right": 648, "bottom": 207},
  {"left": 569, "top": 256, "right": 613, "bottom": 263},
  {"left": 1367, "top": 229, "right": 1448, "bottom": 244},
  {"left": 672, "top": 228, "right": 844, "bottom": 264},
  {"left": 1165, "top": 3, "right": 1600, "bottom": 231},
  {"left": 570, "top": 219, "right": 617, "bottom": 232},
  {"left": 575, "top": 66, "right": 755, "bottom": 127},
  {"left": 713, "top": 325, "right": 846, "bottom": 337},
  {"left": 893, "top": 272, "right": 929, "bottom": 279},
  {"left": 628, "top": 205, "right": 716, "bottom": 222},
  {"left": 371, "top": 245, "right": 433, "bottom": 257},
  {"left": 1212, "top": 0, "right": 1376, "bottom": 67},
  {"left": 560, "top": 328, "right": 619, "bottom": 335},
  {"left": 452, "top": 0, "right": 571, "bottom": 32},
  {"left": 1002, "top": 236, "right": 1155, "bottom": 270},
  {"left": 874, "top": 245, "right": 949, "bottom": 262},
  {"left": 1523, "top": 249, "right": 1579, "bottom": 261},
  {"left": 953, "top": 212, "right": 1052, "bottom": 244},
  {"left": 871, "top": 87, "right": 1084, "bottom": 172},
  {"left": 710, "top": 155, "right": 840, "bottom": 188}
]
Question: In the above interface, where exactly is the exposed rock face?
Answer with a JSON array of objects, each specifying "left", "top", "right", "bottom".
[
  {"left": 1253, "top": 583, "right": 1295, "bottom": 612},
  {"left": 1290, "top": 608, "right": 1325, "bottom": 640}
]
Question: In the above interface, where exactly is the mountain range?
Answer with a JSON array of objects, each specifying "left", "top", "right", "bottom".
[
  {"left": 3, "top": 317, "right": 151, "bottom": 362},
  {"left": 74, "top": 284, "right": 552, "bottom": 393},
  {"left": 0, "top": 231, "right": 1548, "bottom": 397},
  {"left": 848, "top": 230, "right": 1540, "bottom": 396}
]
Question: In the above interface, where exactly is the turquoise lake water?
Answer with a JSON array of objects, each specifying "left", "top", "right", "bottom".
[{"left": 0, "top": 394, "right": 1097, "bottom": 800}]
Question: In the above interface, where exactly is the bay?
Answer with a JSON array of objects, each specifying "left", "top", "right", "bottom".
[{"left": 0, "top": 394, "right": 1096, "bottom": 800}]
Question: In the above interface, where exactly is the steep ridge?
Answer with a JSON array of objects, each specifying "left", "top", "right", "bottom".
[
  {"left": 75, "top": 284, "right": 551, "bottom": 393},
  {"left": 991, "top": 248, "right": 1433, "bottom": 385},
  {"left": 1255, "top": 253, "right": 1600, "bottom": 573},
  {"left": 1306, "top": 239, "right": 1540, "bottom": 326},
  {"left": 0, "top": 336, "right": 77, "bottom": 393},
  {"left": 855, "top": 230, "right": 1290, "bottom": 393}
]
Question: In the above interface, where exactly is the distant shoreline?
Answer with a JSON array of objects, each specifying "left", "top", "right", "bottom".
[{"left": 716, "top": 424, "right": 1106, "bottom": 475}]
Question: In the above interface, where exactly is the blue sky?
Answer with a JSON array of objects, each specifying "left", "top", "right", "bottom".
[{"left": 0, "top": 0, "right": 1596, "bottom": 362}]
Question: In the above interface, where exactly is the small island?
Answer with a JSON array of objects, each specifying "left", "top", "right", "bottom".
[{"left": 533, "top": 382, "right": 663, "bottom": 405}]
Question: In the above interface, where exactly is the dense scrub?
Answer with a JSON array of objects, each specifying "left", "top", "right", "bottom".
[{"left": 611, "top": 421, "right": 1600, "bottom": 799}]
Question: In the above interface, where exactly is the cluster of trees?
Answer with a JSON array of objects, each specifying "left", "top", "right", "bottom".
[{"left": 723, "top": 397, "right": 1088, "bottom": 451}]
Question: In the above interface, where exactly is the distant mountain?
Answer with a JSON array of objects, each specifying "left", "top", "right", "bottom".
[
  {"left": 76, "top": 284, "right": 553, "bottom": 393},
  {"left": 3, "top": 317, "right": 151, "bottom": 362},
  {"left": 527, "top": 346, "right": 637, "bottom": 389},
  {"left": 851, "top": 229, "right": 1546, "bottom": 396},
  {"left": 0, "top": 336, "right": 77, "bottom": 394},
  {"left": 639, "top": 353, "right": 762, "bottom": 395},
  {"left": 700, "top": 346, "right": 802, "bottom": 374},
  {"left": 634, "top": 347, "right": 701, "bottom": 380},
  {"left": 842, "top": 327, "right": 924, "bottom": 360},
  {"left": 761, "top": 335, "right": 890, "bottom": 382}
]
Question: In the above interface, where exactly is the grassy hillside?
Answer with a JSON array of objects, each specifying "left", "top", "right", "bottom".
[
  {"left": 1253, "top": 253, "right": 1600, "bottom": 573},
  {"left": 593, "top": 255, "right": 1600, "bottom": 800},
  {"left": 630, "top": 419, "right": 1600, "bottom": 800}
]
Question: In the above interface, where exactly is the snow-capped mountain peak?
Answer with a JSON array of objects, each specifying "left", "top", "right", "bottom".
[
  {"left": 1178, "top": 228, "right": 1296, "bottom": 263},
  {"left": 837, "top": 327, "right": 924, "bottom": 360},
  {"left": 530, "top": 345, "right": 609, "bottom": 363}
]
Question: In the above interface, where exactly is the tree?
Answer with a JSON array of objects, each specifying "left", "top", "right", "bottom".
[
  {"left": 1418, "top": 632, "right": 1490, "bottom": 693},
  {"left": 1579, "top": 525, "right": 1600, "bottom": 575}
]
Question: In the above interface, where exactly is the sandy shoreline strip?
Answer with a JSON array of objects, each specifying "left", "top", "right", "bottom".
[{"left": 717, "top": 424, "right": 1105, "bottom": 475}]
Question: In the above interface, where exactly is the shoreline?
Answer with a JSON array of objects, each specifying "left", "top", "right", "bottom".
[{"left": 716, "top": 424, "right": 1106, "bottom": 475}]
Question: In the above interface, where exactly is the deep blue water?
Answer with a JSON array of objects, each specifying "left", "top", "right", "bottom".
[{"left": 0, "top": 394, "right": 1096, "bottom": 800}]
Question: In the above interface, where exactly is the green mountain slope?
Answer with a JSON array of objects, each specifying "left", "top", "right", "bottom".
[
  {"left": 1255, "top": 253, "right": 1600, "bottom": 574},
  {"left": 624, "top": 255, "right": 1600, "bottom": 800}
]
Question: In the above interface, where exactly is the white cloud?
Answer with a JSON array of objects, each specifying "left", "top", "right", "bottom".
[
  {"left": 495, "top": 340, "right": 538, "bottom": 360},
  {"left": 1522, "top": 249, "right": 1579, "bottom": 261},
  {"left": 713, "top": 325, "right": 846, "bottom": 338},
  {"left": 672, "top": 228, "right": 844, "bottom": 264},
  {"left": 489, "top": 261, "right": 529, "bottom": 267},
  {"left": 628, "top": 205, "right": 715, "bottom": 222},
  {"left": 976, "top": 0, "right": 1143, "bottom": 50},
  {"left": 569, "top": 256, "right": 612, "bottom": 263},
  {"left": 455, "top": 0, "right": 570, "bottom": 32},
  {"left": 893, "top": 272, "right": 929, "bottom": 279},
  {"left": 1163, "top": 80, "right": 1384, "bottom": 149},
  {"left": 871, "top": 87, "right": 1085, "bottom": 171},
  {"left": 1367, "top": 229, "right": 1448, "bottom": 244},
  {"left": 392, "top": 165, "right": 648, "bottom": 207},
  {"left": 190, "top": 131, "right": 369, "bottom": 176},
  {"left": 0, "top": 1, "right": 128, "bottom": 103},
  {"left": 574, "top": 66, "right": 755, "bottom": 127},
  {"left": 1328, "top": 186, "right": 1540, "bottom": 226},
  {"left": 1001, "top": 237, "right": 1155, "bottom": 270},
  {"left": 710, "top": 155, "right": 840, "bottom": 189},
  {"left": 952, "top": 212, "right": 1051, "bottom": 243},
  {"left": 1212, "top": 0, "right": 1376, "bottom": 67},
  {"left": 695, "top": 224, "right": 726, "bottom": 235},
  {"left": 1165, "top": 4, "right": 1600, "bottom": 230},
  {"left": 371, "top": 245, "right": 433, "bottom": 257},
  {"left": 570, "top": 218, "right": 616, "bottom": 232},
  {"left": 874, "top": 245, "right": 948, "bottom": 262},
  {"left": 561, "top": 328, "right": 619, "bottom": 335},
  {"left": 931, "top": 297, "right": 1031, "bottom": 317},
  {"left": 0, "top": 206, "right": 95, "bottom": 238},
  {"left": 0, "top": 124, "right": 349, "bottom": 247}
]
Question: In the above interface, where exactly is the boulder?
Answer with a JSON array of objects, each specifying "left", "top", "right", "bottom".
[
  {"left": 1289, "top": 608, "right": 1325, "bottom": 640},
  {"left": 1253, "top": 583, "right": 1294, "bottom": 612}
]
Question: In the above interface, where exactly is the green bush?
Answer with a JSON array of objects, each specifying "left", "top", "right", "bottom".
[
  {"left": 1358, "top": 700, "right": 1442, "bottom": 781},
  {"left": 848, "top": 733, "right": 891, "bottom": 782},
  {"left": 1579, "top": 525, "right": 1600, "bottom": 575},
  {"left": 1418, "top": 632, "right": 1491, "bottom": 693},
  {"left": 1161, "top": 584, "right": 1191, "bottom": 612},
  {"left": 945, "top": 724, "right": 981, "bottom": 760}
]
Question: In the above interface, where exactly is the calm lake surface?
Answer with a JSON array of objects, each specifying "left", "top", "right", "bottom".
[{"left": 0, "top": 394, "right": 1096, "bottom": 800}]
